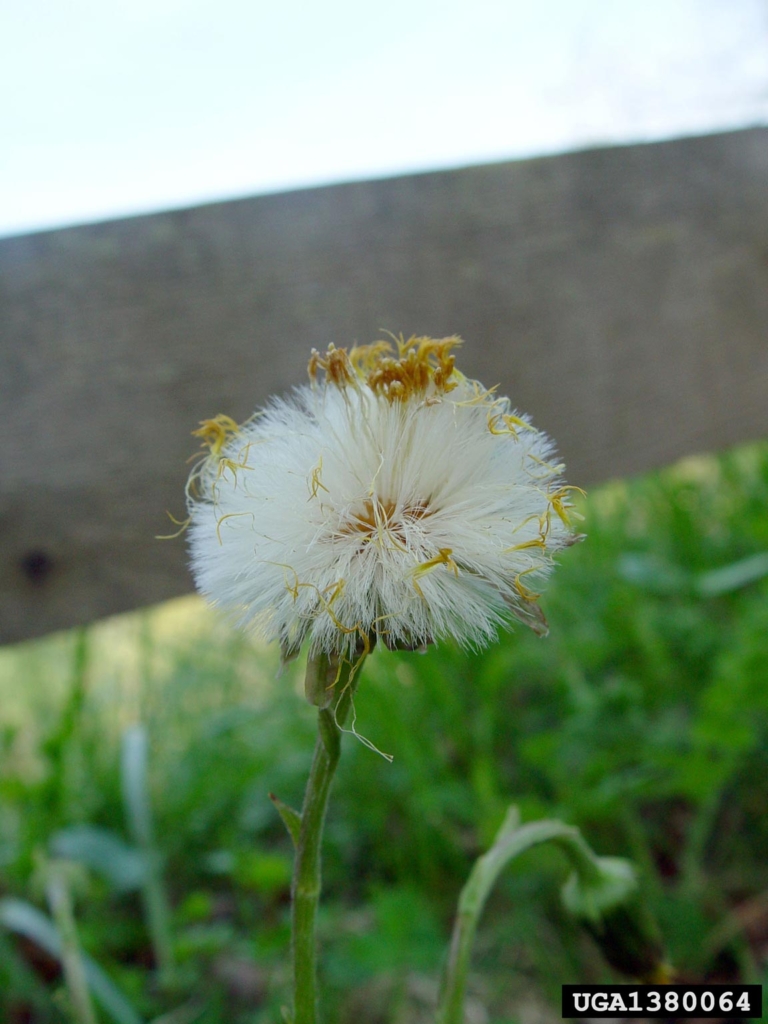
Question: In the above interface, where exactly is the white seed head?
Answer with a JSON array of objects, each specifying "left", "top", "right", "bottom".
[{"left": 186, "top": 337, "right": 582, "bottom": 657}]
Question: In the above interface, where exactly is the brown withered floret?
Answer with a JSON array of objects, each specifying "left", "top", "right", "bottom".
[{"left": 309, "top": 335, "right": 461, "bottom": 403}]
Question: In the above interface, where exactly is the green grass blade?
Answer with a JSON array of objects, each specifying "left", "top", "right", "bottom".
[
  {"left": 121, "top": 726, "right": 177, "bottom": 986},
  {"left": 0, "top": 896, "right": 144, "bottom": 1024}
]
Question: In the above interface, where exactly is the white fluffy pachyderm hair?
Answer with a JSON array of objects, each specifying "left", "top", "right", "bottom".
[{"left": 185, "top": 337, "right": 582, "bottom": 658}]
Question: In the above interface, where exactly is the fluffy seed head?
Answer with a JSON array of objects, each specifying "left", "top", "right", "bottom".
[{"left": 186, "top": 336, "right": 583, "bottom": 657}]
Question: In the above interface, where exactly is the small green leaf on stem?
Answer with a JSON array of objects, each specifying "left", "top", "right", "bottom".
[{"left": 269, "top": 793, "right": 302, "bottom": 848}]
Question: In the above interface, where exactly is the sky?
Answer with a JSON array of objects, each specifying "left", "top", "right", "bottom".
[{"left": 1, "top": 0, "right": 767, "bottom": 237}]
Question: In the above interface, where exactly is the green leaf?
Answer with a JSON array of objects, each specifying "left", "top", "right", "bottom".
[
  {"left": 121, "top": 725, "right": 154, "bottom": 847},
  {"left": 269, "top": 792, "right": 302, "bottom": 847},
  {"left": 50, "top": 825, "right": 146, "bottom": 893},
  {"left": 617, "top": 554, "right": 691, "bottom": 595},
  {"left": 696, "top": 552, "right": 768, "bottom": 597}
]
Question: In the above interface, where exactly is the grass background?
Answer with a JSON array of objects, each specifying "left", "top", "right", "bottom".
[{"left": 2, "top": 442, "right": 768, "bottom": 1023}]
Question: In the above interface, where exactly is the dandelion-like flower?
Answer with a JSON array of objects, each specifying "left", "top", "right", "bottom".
[{"left": 186, "top": 337, "right": 582, "bottom": 659}]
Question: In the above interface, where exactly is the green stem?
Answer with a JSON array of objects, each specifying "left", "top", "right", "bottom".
[
  {"left": 679, "top": 780, "right": 730, "bottom": 899},
  {"left": 291, "top": 654, "right": 363, "bottom": 1024},
  {"left": 140, "top": 855, "right": 176, "bottom": 988},
  {"left": 436, "top": 811, "right": 603, "bottom": 1024}
]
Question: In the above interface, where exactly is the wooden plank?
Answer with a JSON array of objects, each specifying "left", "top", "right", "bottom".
[{"left": 2, "top": 128, "right": 768, "bottom": 645}]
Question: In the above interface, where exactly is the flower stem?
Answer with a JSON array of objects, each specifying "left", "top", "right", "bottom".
[
  {"left": 291, "top": 654, "right": 363, "bottom": 1024},
  {"left": 437, "top": 809, "right": 619, "bottom": 1024}
]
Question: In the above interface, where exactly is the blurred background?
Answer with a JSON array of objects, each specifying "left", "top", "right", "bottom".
[
  {"left": 2, "top": 0, "right": 767, "bottom": 238},
  {"left": 2, "top": 2, "right": 768, "bottom": 1022}
]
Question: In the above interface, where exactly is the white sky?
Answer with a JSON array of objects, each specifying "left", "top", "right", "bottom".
[{"left": 1, "top": 0, "right": 767, "bottom": 238}]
